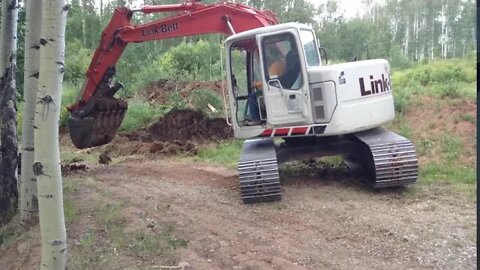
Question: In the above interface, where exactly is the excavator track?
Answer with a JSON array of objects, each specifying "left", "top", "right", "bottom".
[
  {"left": 68, "top": 96, "right": 128, "bottom": 149},
  {"left": 238, "top": 138, "right": 281, "bottom": 203},
  {"left": 350, "top": 127, "right": 418, "bottom": 188}
]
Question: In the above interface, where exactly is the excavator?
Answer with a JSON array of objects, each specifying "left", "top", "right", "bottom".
[{"left": 68, "top": 0, "right": 418, "bottom": 204}]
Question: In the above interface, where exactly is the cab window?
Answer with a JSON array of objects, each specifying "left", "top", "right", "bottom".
[
  {"left": 261, "top": 33, "right": 303, "bottom": 90},
  {"left": 230, "top": 44, "right": 249, "bottom": 122},
  {"left": 300, "top": 30, "right": 320, "bottom": 66}
]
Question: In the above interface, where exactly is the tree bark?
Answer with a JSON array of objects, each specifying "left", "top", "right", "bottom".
[
  {"left": 35, "top": 0, "right": 68, "bottom": 268},
  {"left": 20, "top": 0, "right": 42, "bottom": 226},
  {"left": 0, "top": 0, "right": 19, "bottom": 225},
  {"left": 0, "top": 67, "right": 18, "bottom": 225}
]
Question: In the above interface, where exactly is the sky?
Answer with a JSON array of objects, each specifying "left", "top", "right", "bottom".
[
  {"left": 93, "top": 0, "right": 368, "bottom": 19},
  {"left": 309, "top": 0, "right": 366, "bottom": 18}
]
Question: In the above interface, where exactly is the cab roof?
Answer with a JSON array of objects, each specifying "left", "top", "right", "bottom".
[{"left": 225, "top": 22, "right": 312, "bottom": 44}]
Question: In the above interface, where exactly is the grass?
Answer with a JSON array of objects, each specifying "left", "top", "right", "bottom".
[
  {"left": 61, "top": 150, "right": 98, "bottom": 164},
  {"left": 70, "top": 195, "right": 185, "bottom": 268},
  {"left": 460, "top": 113, "right": 475, "bottom": 123},
  {"left": 0, "top": 225, "right": 19, "bottom": 247},
  {"left": 416, "top": 139, "right": 435, "bottom": 156},
  {"left": 420, "top": 162, "right": 476, "bottom": 185},
  {"left": 440, "top": 136, "right": 462, "bottom": 162},
  {"left": 195, "top": 139, "right": 243, "bottom": 169},
  {"left": 63, "top": 197, "right": 78, "bottom": 224}
]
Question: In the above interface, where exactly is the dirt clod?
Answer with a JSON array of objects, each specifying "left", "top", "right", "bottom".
[
  {"left": 99, "top": 151, "right": 112, "bottom": 164},
  {"left": 61, "top": 162, "right": 88, "bottom": 174}
]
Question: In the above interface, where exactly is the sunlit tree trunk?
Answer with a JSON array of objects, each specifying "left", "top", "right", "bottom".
[
  {"left": 81, "top": 0, "right": 87, "bottom": 45},
  {"left": 35, "top": 0, "right": 68, "bottom": 268},
  {"left": 0, "top": 0, "right": 19, "bottom": 225},
  {"left": 19, "top": 0, "right": 42, "bottom": 226},
  {"left": 100, "top": 0, "right": 103, "bottom": 23}
]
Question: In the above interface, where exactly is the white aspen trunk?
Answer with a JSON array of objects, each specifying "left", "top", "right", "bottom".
[
  {"left": 0, "top": 0, "right": 19, "bottom": 225},
  {"left": 440, "top": 4, "right": 447, "bottom": 59},
  {"left": 413, "top": 12, "right": 418, "bottom": 61},
  {"left": 100, "top": 0, "right": 103, "bottom": 23},
  {"left": 404, "top": 17, "right": 409, "bottom": 59},
  {"left": 81, "top": 0, "right": 87, "bottom": 45},
  {"left": 34, "top": 0, "right": 68, "bottom": 268},
  {"left": 20, "top": 0, "right": 42, "bottom": 226},
  {"left": 1, "top": 0, "right": 18, "bottom": 74},
  {"left": 444, "top": 24, "right": 448, "bottom": 58},
  {"left": 420, "top": 11, "right": 426, "bottom": 61},
  {"left": 431, "top": 17, "right": 435, "bottom": 61}
]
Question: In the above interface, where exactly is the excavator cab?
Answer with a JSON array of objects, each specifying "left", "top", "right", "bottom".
[{"left": 226, "top": 23, "right": 317, "bottom": 138}]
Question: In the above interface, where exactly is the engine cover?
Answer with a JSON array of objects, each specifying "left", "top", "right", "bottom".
[{"left": 307, "top": 59, "right": 395, "bottom": 136}]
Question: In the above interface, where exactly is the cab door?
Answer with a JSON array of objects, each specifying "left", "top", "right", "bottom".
[{"left": 256, "top": 30, "right": 310, "bottom": 127}]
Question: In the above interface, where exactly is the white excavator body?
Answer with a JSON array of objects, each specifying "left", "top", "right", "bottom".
[{"left": 225, "top": 23, "right": 418, "bottom": 203}]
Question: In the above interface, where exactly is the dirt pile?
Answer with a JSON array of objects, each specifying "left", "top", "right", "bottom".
[
  {"left": 142, "top": 80, "right": 225, "bottom": 104},
  {"left": 148, "top": 109, "right": 232, "bottom": 141},
  {"left": 105, "top": 109, "right": 232, "bottom": 158}
]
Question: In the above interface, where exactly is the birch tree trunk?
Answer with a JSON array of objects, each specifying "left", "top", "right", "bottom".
[
  {"left": 35, "top": 0, "right": 68, "bottom": 268},
  {"left": 20, "top": 0, "right": 42, "bottom": 226},
  {"left": 100, "top": 0, "right": 103, "bottom": 24},
  {"left": 81, "top": 0, "right": 87, "bottom": 46},
  {"left": 0, "top": 0, "right": 19, "bottom": 225},
  {"left": 1, "top": 0, "right": 18, "bottom": 74}
]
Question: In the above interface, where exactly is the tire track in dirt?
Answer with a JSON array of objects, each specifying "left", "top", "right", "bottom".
[{"left": 87, "top": 158, "right": 476, "bottom": 270}]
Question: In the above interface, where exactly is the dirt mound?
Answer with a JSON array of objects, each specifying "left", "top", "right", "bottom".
[
  {"left": 148, "top": 109, "right": 232, "bottom": 142},
  {"left": 142, "top": 79, "right": 225, "bottom": 104},
  {"left": 107, "top": 109, "right": 231, "bottom": 157}
]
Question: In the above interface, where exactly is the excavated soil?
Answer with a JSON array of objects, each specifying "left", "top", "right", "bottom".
[
  {"left": 104, "top": 109, "right": 232, "bottom": 157},
  {"left": 148, "top": 109, "right": 232, "bottom": 142}
]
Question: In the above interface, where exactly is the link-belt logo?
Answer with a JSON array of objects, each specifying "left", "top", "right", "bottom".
[
  {"left": 142, "top": 22, "right": 179, "bottom": 37},
  {"left": 358, "top": 74, "right": 391, "bottom": 96}
]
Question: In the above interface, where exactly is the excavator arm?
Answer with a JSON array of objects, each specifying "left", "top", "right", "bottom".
[{"left": 68, "top": 0, "right": 278, "bottom": 149}]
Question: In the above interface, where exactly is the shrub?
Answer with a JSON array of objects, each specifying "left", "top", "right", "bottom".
[
  {"left": 59, "top": 83, "right": 81, "bottom": 127},
  {"left": 65, "top": 40, "right": 93, "bottom": 85},
  {"left": 120, "top": 99, "right": 165, "bottom": 131},
  {"left": 159, "top": 40, "right": 222, "bottom": 81},
  {"left": 393, "top": 90, "right": 410, "bottom": 113},
  {"left": 391, "top": 58, "right": 476, "bottom": 101},
  {"left": 189, "top": 88, "right": 224, "bottom": 118}
]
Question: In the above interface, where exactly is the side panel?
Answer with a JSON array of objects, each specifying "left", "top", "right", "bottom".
[{"left": 307, "top": 59, "right": 395, "bottom": 135}]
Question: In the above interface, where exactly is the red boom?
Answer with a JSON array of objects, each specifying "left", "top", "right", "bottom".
[{"left": 69, "top": 1, "right": 278, "bottom": 111}]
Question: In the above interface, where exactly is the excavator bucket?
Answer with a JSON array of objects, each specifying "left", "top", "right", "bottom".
[{"left": 68, "top": 96, "right": 128, "bottom": 149}]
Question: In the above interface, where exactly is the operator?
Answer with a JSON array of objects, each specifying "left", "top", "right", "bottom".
[{"left": 245, "top": 46, "right": 285, "bottom": 126}]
